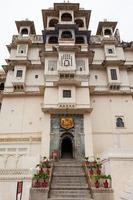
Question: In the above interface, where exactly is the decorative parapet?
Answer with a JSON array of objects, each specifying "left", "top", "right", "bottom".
[
  {"left": 90, "top": 35, "right": 118, "bottom": 45},
  {"left": 83, "top": 157, "right": 114, "bottom": 200},
  {"left": 0, "top": 136, "right": 41, "bottom": 144},
  {"left": 41, "top": 103, "right": 93, "bottom": 114},
  {"left": 29, "top": 188, "right": 49, "bottom": 200},
  {"left": 29, "top": 157, "right": 54, "bottom": 200},
  {"left": 92, "top": 188, "right": 114, "bottom": 200},
  {"left": 0, "top": 169, "right": 32, "bottom": 181},
  {"left": 12, "top": 35, "right": 43, "bottom": 44}
]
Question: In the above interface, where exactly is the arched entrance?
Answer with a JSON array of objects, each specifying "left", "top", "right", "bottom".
[{"left": 60, "top": 133, "right": 74, "bottom": 159}]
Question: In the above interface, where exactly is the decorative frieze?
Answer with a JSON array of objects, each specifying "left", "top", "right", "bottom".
[
  {"left": 0, "top": 137, "right": 41, "bottom": 144},
  {"left": 0, "top": 169, "right": 32, "bottom": 181}
]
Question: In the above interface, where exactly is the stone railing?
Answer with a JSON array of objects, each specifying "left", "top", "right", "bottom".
[
  {"left": 41, "top": 103, "right": 92, "bottom": 113},
  {"left": 83, "top": 160, "right": 114, "bottom": 200},
  {"left": 12, "top": 35, "right": 43, "bottom": 44},
  {"left": 90, "top": 35, "right": 117, "bottom": 44},
  {"left": 29, "top": 159, "right": 54, "bottom": 200}
]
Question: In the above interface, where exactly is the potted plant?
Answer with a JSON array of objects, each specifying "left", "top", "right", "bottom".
[
  {"left": 103, "top": 175, "right": 111, "bottom": 188},
  {"left": 32, "top": 156, "right": 51, "bottom": 188},
  {"left": 89, "top": 167, "right": 94, "bottom": 175},
  {"left": 95, "top": 180, "right": 100, "bottom": 188},
  {"left": 96, "top": 163, "right": 102, "bottom": 175},
  {"left": 103, "top": 180, "right": 109, "bottom": 188},
  {"left": 32, "top": 174, "right": 41, "bottom": 188},
  {"left": 41, "top": 173, "right": 49, "bottom": 188},
  {"left": 94, "top": 175, "right": 100, "bottom": 188},
  {"left": 84, "top": 157, "right": 89, "bottom": 165}
]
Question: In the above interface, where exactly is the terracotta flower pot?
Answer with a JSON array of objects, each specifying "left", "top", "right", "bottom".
[
  {"left": 103, "top": 180, "right": 109, "bottom": 188},
  {"left": 34, "top": 181, "right": 41, "bottom": 188},
  {"left": 44, "top": 181, "right": 48, "bottom": 188},
  {"left": 89, "top": 169, "right": 94, "bottom": 175},
  {"left": 95, "top": 180, "right": 100, "bottom": 188},
  {"left": 85, "top": 161, "right": 89, "bottom": 165},
  {"left": 97, "top": 168, "right": 101, "bottom": 175},
  {"left": 41, "top": 182, "right": 46, "bottom": 187}
]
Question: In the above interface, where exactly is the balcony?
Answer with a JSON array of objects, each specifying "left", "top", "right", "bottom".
[
  {"left": 108, "top": 81, "right": 121, "bottom": 90},
  {"left": 41, "top": 103, "right": 92, "bottom": 114},
  {"left": 90, "top": 35, "right": 118, "bottom": 45},
  {"left": 54, "top": 73, "right": 81, "bottom": 86},
  {"left": 58, "top": 38, "right": 75, "bottom": 46},
  {"left": 12, "top": 35, "right": 43, "bottom": 44}
]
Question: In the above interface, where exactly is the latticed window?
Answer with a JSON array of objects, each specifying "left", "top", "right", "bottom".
[
  {"left": 61, "top": 54, "right": 73, "bottom": 67},
  {"left": 76, "top": 59, "right": 85, "bottom": 71},
  {"left": 110, "top": 69, "right": 117, "bottom": 80},
  {"left": 17, "top": 44, "right": 27, "bottom": 54},
  {"left": 16, "top": 70, "right": 23, "bottom": 78},
  {"left": 63, "top": 90, "right": 71, "bottom": 98},
  {"left": 48, "top": 60, "right": 57, "bottom": 71}
]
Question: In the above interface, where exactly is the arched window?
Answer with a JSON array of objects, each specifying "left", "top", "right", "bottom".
[
  {"left": 108, "top": 48, "right": 114, "bottom": 54},
  {"left": 75, "top": 36, "right": 85, "bottom": 44},
  {"left": 49, "top": 19, "right": 58, "bottom": 27},
  {"left": 48, "top": 36, "right": 58, "bottom": 44},
  {"left": 116, "top": 117, "right": 124, "bottom": 128},
  {"left": 61, "top": 13, "right": 72, "bottom": 21},
  {"left": 61, "top": 31, "right": 72, "bottom": 39},
  {"left": 75, "top": 19, "right": 84, "bottom": 27},
  {"left": 104, "top": 29, "right": 112, "bottom": 36},
  {"left": 21, "top": 28, "right": 28, "bottom": 36},
  {"left": 80, "top": 67, "right": 82, "bottom": 71}
]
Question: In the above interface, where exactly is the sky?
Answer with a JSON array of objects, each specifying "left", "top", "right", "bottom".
[{"left": 0, "top": 0, "right": 133, "bottom": 66}]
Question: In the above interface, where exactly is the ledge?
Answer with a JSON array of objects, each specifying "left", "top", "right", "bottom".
[{"left": 29, "top": 188, "right": 49, "bottom": 200}]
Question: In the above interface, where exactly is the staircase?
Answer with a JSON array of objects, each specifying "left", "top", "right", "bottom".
[{"left": 48, "top": 159, "right": 92, "bottom": 200}]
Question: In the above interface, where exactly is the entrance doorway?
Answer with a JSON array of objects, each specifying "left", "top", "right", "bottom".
[{"left": 61, "top": 134, "right": 74, "bottom": 159}]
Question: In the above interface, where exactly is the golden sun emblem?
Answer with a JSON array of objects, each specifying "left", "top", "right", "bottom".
[{"left": 60, "top": 117, "right": 74, "bottom": 129}]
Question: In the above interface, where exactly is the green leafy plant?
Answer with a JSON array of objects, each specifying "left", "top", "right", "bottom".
[
  {"left": 85, "top": 157, "right": 89, "bottom": 161},
  {"left": 92, "top": 174, "right": 111, "bottom": 181}
]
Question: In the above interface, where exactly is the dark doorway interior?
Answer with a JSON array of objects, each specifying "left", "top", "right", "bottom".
[{"left": 61, "top": 137, "right": 73, "bottom": 158}]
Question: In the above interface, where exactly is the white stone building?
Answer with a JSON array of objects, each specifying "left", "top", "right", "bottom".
[{"left": 0, "top": 2, "right": 133, "bottom": 200}]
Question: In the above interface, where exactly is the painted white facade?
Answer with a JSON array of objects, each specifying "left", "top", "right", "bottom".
[{"left": 0, "top": 2, "right": 133, "bottom": 200}]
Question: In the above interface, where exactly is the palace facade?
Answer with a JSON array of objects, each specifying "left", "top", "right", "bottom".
[{"left": 1, "top": 2, "right": 133, "bottom": 200}]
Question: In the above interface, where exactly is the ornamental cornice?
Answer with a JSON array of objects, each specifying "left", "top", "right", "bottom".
[
  {"left": 0, "top": 137, "right": 41, "bottom": 144},
  {"left": 0, "top": 169, "right": 32, "bottom": 181}
]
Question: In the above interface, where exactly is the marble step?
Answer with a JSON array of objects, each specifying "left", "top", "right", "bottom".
[
  {"left": 48, "top": 198, "right": 92, "bottom": 200},
  {"left": 49, "top": 189, "right": 90, "bottom": 197},
  {"left": 52, "top": 176, "right": 86, "bottom": 180},
  {"left": 54, "top": 163, "right": 82, "bottom": 167},
  {"left": 54, "top": 160, "right": 82, "bottom": 167},
  {"left": 51, "top": 178, "right": 87, "bottom": 183},
  {"left": 54, "top": 167, "right": 83, "bottom": 171},
  {"left": 53, "top": 174, "right": 85, "bottom": 177},
  {"left": 51, "top": 185, "right": 88, "bottom": 189},
  {"left": 51, "top": 181, "right": 87, "bottom": 185}
]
